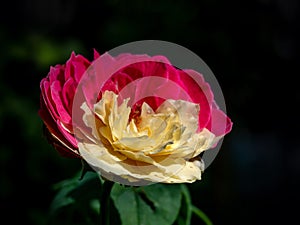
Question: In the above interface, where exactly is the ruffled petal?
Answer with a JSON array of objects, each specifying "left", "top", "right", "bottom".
[
  {"left": 65, "top": 52, "right": 91, "bottom": 83},
  {"left": 50, "top": 80, "right": 72, "bottom": 124},
  {"left": 78, "top": 91, "right": 217, "bottom": 184},
  {"left": 207, "top": 108, "right": 233, "bottom": 137}
]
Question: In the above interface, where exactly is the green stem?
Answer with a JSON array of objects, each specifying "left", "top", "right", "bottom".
[
  {"left": 191, "top": 205, "right": 213, "bottom": 225},
  {"left": 100, "top": 180, "right": 114, "bottom": 225},
  {"left": 181, "top": 184, "right": 192, "bottom": 225}
]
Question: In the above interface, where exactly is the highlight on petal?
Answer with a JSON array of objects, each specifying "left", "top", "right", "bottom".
[{"left": 77, "top": 91, "right": 219, "bottom": 185}]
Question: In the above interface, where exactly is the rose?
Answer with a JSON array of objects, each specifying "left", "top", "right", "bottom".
[
  {"left": 39, "top": 51, "right": 232, "bottom": 185},
  {"left": 75, "top": 55, "right": 232, "bottom": 185}
]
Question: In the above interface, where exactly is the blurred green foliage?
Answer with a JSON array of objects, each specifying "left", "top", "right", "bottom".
[{"left": 0, "top": 32, "right": 84, "bottom": 225}]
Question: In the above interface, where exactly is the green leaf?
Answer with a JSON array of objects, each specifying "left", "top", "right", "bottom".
[
  {"left": 111, "top": 183, "right": 182, "bottom": 225},
  {"left": 49, "top": 171, "right": 102, "bottom": 225}
]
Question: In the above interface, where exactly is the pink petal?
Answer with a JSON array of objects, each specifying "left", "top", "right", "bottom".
[
  {"left": 39, "top": 97, "right": 55, "bottom": 128},
  {"left": 167, "top": 68, "right": 213, "bottom": 130},
  {"left": 207, "top": 108, "right": 233, "bottom": 137},
  {"left": 50, "top": 80, "right": 72, "bottom": 124},
  {"left": 65, "top": 52, "right": 91, "bottom": 83},
  {"left": 48, "top": 65, "right": 65, "bottom": 84},
  {"left": 93, "top": 49, "right": 100, "bottom": 59},
  {"left": 39, "top": 102, "right": 78, "bottom": 157},
  {"left": 81, "top": 53, "right": 118, "bottom": 108},
  {"left": 40, "top": 79, "right": 59, "bottom": 120},
  {"left": 102, "top": 72, "right": 134, "bottom": 95},
  {"left": 56, "top": 120, "right": 78, "bottom": 148},
  {"left": 62, "top": 77, "right": 76, "bottom": 116},
  {"left": 84, "top": 53, "right": 171, "bottom": 108}
]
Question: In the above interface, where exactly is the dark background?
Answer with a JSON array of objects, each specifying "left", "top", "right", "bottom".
[{"left": 1, "top": 0, "right": 299, "bottom": 224}]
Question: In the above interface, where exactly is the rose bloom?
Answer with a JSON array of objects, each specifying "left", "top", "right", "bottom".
[{"left": 39, "top": 51, "right": 232, "bottom": 185}]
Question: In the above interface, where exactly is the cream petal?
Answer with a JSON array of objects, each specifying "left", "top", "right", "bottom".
[
  {"left": 79, "top": 142, "right": 203, "bottom": 184},
  {"left": 157, "top": 99, "right": 199, "bottom": 134},
  {"left": 189, "top": 128, "right": 216, "bottom": 158},
  {"left": 78, "top": 91, "right": 218, "bottom": 185},
  {"left": 79, "top": 142, "right": 170, "bottom": 184},
  {"left": 80, "top": 102, "right": 101, "bottom": 142},
  {"left": 162, "top": 161, "right": 202, "bottom": 183},
  {"left": 114, "top": 149, "right": 155, "bottom": 164},
  {"left": 79, "top": 142, "right": 126, "bottom": 163},
  {"left": 94, "top": 91, "right": 114, "bottom": 125},
  {"left": 109, "top": 96, "right": 131, "bottom": 141}
]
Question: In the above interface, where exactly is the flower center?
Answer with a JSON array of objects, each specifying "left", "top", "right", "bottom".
[{"left": 80, "top": 91, "right": 215, "bottom": 164}]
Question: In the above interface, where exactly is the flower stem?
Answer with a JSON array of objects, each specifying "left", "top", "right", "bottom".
[
  {"left": 191, "top": 205, "right": 213, "bottom": 225},
  {"left": 100, "top": 180, "right": 114, "bottom": 225}
]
